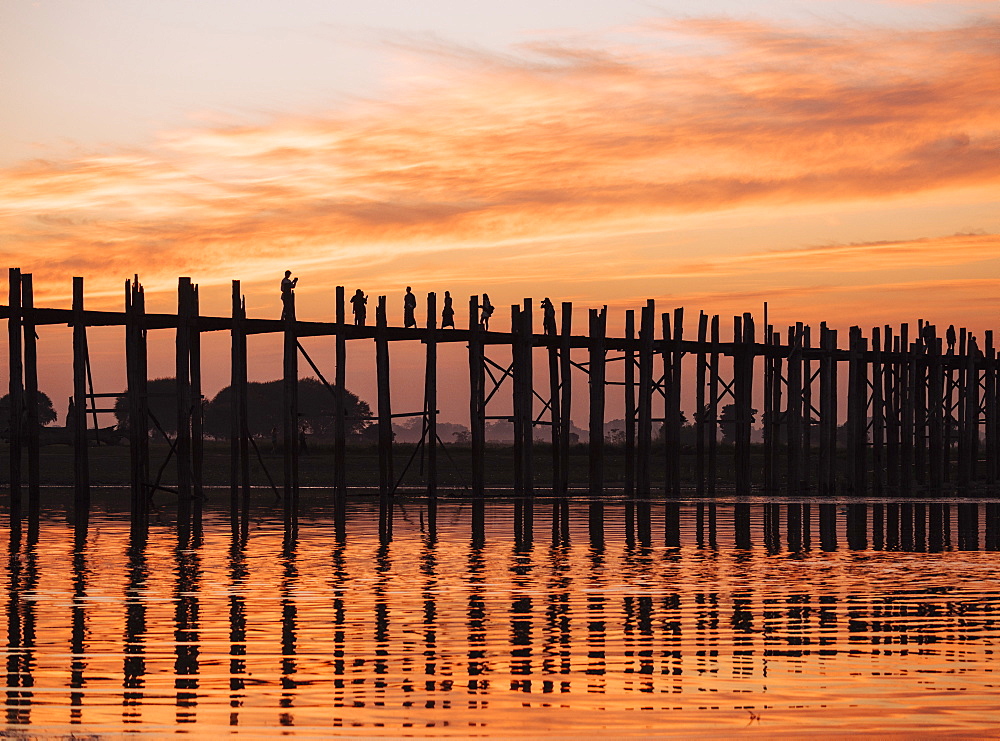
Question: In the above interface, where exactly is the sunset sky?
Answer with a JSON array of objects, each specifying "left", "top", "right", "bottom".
[{"left": 2, "top": 0, "right": 999, "bottom": 422}]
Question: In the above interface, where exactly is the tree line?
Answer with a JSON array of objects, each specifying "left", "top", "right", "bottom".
[{"left": 110, "top": 377, "right": 373, "bottom": 440}]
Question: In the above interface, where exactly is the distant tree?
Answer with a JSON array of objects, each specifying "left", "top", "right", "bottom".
[
  {"left": 718, "top": 403, "right": 757, "bottom": 445},
  {"left": 0, "top": 391, "right": 57, "bottom": 435},
  {"left": 113, "top": 377, "right": 180, "bottom": 437},
  {"left": 452, "top": 429, "right": 471, "bottom": 445},
  {"left": 606, "top": 427, "right": 625, "bottom": 446},
  {"left": 204, "top": 378, "right": 372, "bottom": 439}
]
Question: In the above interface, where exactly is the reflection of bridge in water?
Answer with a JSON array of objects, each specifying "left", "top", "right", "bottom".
[
  {"left": 4, "top": 268, "right": 1000, "bottom": 542},
  {"left": 3, "top": 500, "right": 1000, "bottom": 734}
]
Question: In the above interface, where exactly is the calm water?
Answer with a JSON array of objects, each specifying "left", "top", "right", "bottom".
[{"left": 3, "top": 497, "right": 1000, "bottom": 738}]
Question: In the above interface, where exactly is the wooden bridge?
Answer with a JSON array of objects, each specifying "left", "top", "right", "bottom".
[{"left": 3, "top": 268, "right": 999, "bottom": 537}]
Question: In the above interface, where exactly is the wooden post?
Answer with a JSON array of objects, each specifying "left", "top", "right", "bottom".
[
  {"left": 883, "top": 327, "right": 899, "bottom": 490},
  {"left": 547, "top": 302, "right": 561, "bottom": 495},
  {"left": 559, "top": 303, "right": 573, "bottom": 495},
  {"left": 376, "top": 296, "right": 392, "bottom": 497},
  {"left": 425, "top": 291, "right": 438, "bottom": 501},
  {"left": 787, "top": 324, "right": 803, "bottom": 493},
  {"left": 708, "top": 315, "right": 720, "bottom": 494},
  {"left": 871, "top": 326, "right": 885, "bottom": 493},
  {"left": 282, "top": 281, "right": 299, "bottom": 522},
  {"left": 334, "top": 286, "right": 347, "bottom": 507},
  {"left": 190, "top": 284, "right": 204, "bottom": 520},
  {"left": 695, "top": 312, "right": 707, "bottom": 495},
  {"left": 625, "top": 310, "right": 637, "bottom": 498},
  {"left": 734, "top": 313, "right": 754, "bottom": 495},
  {"left": 927, "top": 331, "right": 944, "bottom": 490},
  {"left": 588, "top": 307, "right": 607, "bottom": 498},
  {"left": 664, "top": 308, "right": 683, "bottom": 497},
  {"left": 802, "top": 324, "right": 814, "bottom": 491},
  {"left": 230, "top": 280, "right": 249, "bottom": 533},
  {"left": 960, "top": 335, "right": 979, "bottom": 484},
  {"left": 8, "top": 268, "right": 23, "bottom": 523},
  {"left": 175, "top": 279, "right": 193, "bottom": 505},
  {"left": 520, "top": 299, "right": 534, "bottom": 495},
  {"left": 126, "top": 277, "right": 149, "bottom": 530},
  {"left": 636, "top": 300, "right": 655, "bottom": 496},
  {"left": 22, "top": 274, "right": 39, "bottom": 518},
  {"left": 899, "top": 325, "right": 915, "bottom": 491},
  {"left": 986, "top": 331, "right": 997, "bottom": 483},
  {"left": 72, "top": 276, "right": 89, "bottom": 510},
  {"left": 847, "top": 327, "right": 869, "bottom": 493},
  {"left": 762, "top": 323, "right": 775, "bottom": 492},
  {"left": 469, "top": 296, "right": 485, "bottom": 497},
  {"left": 512, "top": 304, "right": 524, "bottom": 495},
  {"left": 511, "top": 301, "right": 534, "bottom": 496}
]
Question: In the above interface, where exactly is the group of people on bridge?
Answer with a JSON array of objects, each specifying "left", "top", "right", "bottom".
[{"left": 282, "top": 271, "right": 559, "bottom": 335}]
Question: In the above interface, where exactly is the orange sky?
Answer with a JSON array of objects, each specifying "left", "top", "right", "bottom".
[{"left": 2, "top": 9, "right": 999, "bottom": 423}]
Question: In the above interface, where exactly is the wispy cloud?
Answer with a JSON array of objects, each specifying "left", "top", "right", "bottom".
[
  {"left": 1, "top": 13, "right": 997, "bottom": 303},
  {"left": 675, "top": 233, "right": 1000, "bottom": 276}
]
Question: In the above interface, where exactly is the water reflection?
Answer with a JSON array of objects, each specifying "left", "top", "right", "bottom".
[{"left": 2, "top": 498, "right": 1000, "bottom": 737}]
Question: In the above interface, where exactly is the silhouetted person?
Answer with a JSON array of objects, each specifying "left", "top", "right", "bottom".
[
  {"left": 541, "top": 297, "right": 556, "bottom": 336},
  {"left": 921, "top": 323, "right": 935, "bottom": 351},
  {"left": 403, "top": 286, "right": 417, "bottom": 328},
  {"left": 299, "top": 428, "right": 308, "bottom": 454},
  {"left": 280, "top": 270, "right": 298, "bottom": 320},
  {"left": 351, "top": 289, "right": 368, "bottom": 326},
  {"left": 441, "top": 290, "right": 455, "bottom": 329},
  {"left": 271, "top": 426, "right": 278, "bottom": 453},
  {"left": 480, "top": 293, "right": 494, "bottom": 330},
  {"left": 947, "top": 324, "right": 957, "bottom": 354}
]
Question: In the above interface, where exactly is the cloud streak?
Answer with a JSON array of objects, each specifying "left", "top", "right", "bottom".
[{"left": 0, "top": 13, "right": 997, "bottom": 302}]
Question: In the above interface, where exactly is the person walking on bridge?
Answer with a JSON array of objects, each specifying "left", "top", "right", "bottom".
[
  {"left": 403, "top": 286, "right": 417, "bottom": 328},
  {"left": 280, "top": 270, "right": 298, "bottom": 320},
  {"left": 351, "top": 289, "right": 368, "bottom": 326}
]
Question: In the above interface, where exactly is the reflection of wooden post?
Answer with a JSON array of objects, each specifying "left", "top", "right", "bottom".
[
  {"left": 376, "top": 296, "right": 393, "bottom": 497},
  {"left": 588, "top": 307, "right": 606, "bottom": 497},
  {"left": 636, "top": 300, "right": 654, "bottom": 495},
  {"left": 559, "top": 303, "right": 572, "bottom": 495},
  {"left": 72, "top": 277, "right": 90, "bottom": 509},
  {"left": 22, "top": 274, "right": 40, "bottom": 517},
  {"left": 8, "top": 269, "right": 23, "bottom": 522},
  {"left": 425, "top": 292, "right": 438, "bottom": 501},
  {"left": 625, "top": 310, "right": 636, "bottom": 498},
  {"left": 334, "top": 286, "right": 347, "bottom": 506},
  {"left": 468, "top": 296, "right": 485, "bottom": 496}
]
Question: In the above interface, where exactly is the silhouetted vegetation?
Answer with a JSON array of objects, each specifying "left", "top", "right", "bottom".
[
  {"left": 114, "top": 377, "right": 372, "bottom": 440},
  {"left": 0, "top": 390, "right": 57, "bottom": 433}
]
